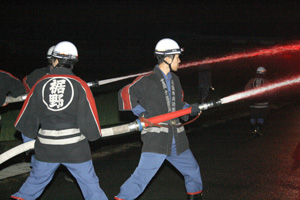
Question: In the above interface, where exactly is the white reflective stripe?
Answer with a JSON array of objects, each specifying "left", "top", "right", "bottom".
[
  {"left": 101, "top": 128, "right": 115, "bottom": 137},
  {"left": 177, "top": 126, "right": 185, "bottom": 133},
  {"left": 141, "top": 125, "right": 185, "bottom": 135},
  {"left": 38, "top": 134, "right": 86, "bottom": 145},
  {"left": 254, "top": 102, "right": 269, "bottom": 105},
  {"left": 250, "top": 102, "right": 269, "bottom": 108},
  {"left": 250, "top": 105, "right": 268, "bottom": 108},
  {"left": 142, "top": 126, "right": 166, "bottom": 134},
  {"left": 38, "top": 128, "right": 80, "bottom": 137}
]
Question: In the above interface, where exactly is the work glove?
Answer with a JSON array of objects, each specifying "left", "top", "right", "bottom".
[
  {"left": 190, "top": 103, "right": 201, "bottom": 117},
  {"left": 139, "top": 111, "right": 150, "bottom": 118}
]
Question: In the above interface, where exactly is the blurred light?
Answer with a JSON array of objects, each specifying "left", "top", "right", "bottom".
[{"left": 179, "top": 41, "right": 300, "bottom": 69}]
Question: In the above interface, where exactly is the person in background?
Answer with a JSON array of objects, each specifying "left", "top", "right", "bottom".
[
  {"left": 11, "top": 41, "right": 108, "bottom": 200},
  {"left": 0, "top": 70, "right": 25, "bottom": 133},
  {"left": 23, "top": 45, "right": 55, "bottom": 93},
  {"left": 245, "top": 66, "right": 269, "bottom": 136},
  {"left": 21, "top": 45, "right": 55, "bottom": 144},
  {"left": 115, "top": 38, "right": 203, "bottom": 200}
]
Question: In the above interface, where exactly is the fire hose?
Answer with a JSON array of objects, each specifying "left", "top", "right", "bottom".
[{"left": 0, "top": 100, "right": 221, "bottom": 164}]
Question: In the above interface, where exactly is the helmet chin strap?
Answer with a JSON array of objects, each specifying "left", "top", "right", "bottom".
[
  {"left": 163, "top": 60, "right": 172, "bottom": 72},
  {"left": 163, "top": 55, "right": 174, "bottom": 72}
]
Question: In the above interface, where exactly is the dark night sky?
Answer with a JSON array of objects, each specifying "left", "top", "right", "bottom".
[{"left": 1, "top": 1, "right": 300, "bottom": 81}]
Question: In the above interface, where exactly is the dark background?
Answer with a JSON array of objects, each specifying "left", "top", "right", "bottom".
[
  {"left": 2, "top": 2, "right": 300, "bottom": 199},
  {"left": 1, "top": 1, "right": 300, "bottom": 92}
]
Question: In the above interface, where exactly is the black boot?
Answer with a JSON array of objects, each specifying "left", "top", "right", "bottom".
[{"left": 187, "top": 193, "right": 202, "bottom": 200}]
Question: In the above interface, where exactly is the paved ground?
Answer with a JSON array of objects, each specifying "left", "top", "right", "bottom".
[{"left": 1, "top": 100, "right": 300, "bottom": 199}]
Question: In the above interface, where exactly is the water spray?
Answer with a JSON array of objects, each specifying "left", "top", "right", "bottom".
[
  {"left": 3, "top": 74, "right": 300, "bottom": 163},
  {"left": 6, "top": 41, "right": 300, "bottom": 104},
  {"left": 0, "top": 74, "right": 298, "bottom": 164},
  {"left": 3, "top": 41, "right": 300, "bottom": 164},
  {"left": 180, "top": 41, "right": 300, "bottom": 69},
  {"left": 221, "top": 75, "right": 300, "bottom": 105}
]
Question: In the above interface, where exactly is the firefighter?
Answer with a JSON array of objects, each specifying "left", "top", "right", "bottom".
[
  {"left": 23, "top": 45, "right": 55, "bottom": 93},
  {"left": 115, "top": 38, "right": 203, "bottom": 200},
  {"left": 245, "top": 66, "right": 269, "bottom": 136},
  {"left": 22, "top": 45, "right": 76, "bottom": 182},
  {"left": 0, "top": 70, "right": 25, "bottom": 133},
  {"left": 11, "top": 41, "right": 108, "bottom": 200}
]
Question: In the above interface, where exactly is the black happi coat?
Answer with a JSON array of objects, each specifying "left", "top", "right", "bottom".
[
  {"left": 15, "top": 67, "right": 101, "bottom": 163},
  {"left": 118, "top": 66, "right": 190, "bottom": 155},
  {"left": 0, "top": 70, "right": 25, "bottom": 106}
]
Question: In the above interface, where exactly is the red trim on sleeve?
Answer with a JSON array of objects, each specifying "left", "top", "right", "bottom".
[
  {"left": 120, "top": 72, "right": 152, "bottom": 110},
  {"left": 181, "top": 89, "right": 185, "bottom": 102},
  {"left": 76, "top": 77, "right": 102, "bottom": 135},
  {"left": 0, "top": 70, "right": 20, "bottom": 80},
  {"left": 121, "top": 83, "right": 133, "bottom": 110},
  {"left": 14, "top": 78, "right": 38, "bottom": 127},
  {"left": 22, "top": 76, "right": 31, "bottom": 93}
]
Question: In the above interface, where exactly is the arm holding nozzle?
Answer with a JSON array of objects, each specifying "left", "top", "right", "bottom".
[
  {"left": 102, "top": 99, "right": 223, "bottom": 137},
  {"left": 190, "top": 99, "right": 222, "bottom": 116},
  {"left": 190, "top": 104, "right": 201, "bottom": 117}
]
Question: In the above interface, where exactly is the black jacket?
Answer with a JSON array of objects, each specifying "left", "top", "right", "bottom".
[
  {"left": 0, "top": 70, "right": 25, "bottom": 105},
  {"left": 245, "top": 74, "right": 269, "bottom": 108},
  {"left": 118, "top": 66, "right": 190, "bottom": 155},
  {"left": 15, "top": 67, "right": 101, "bottom": 163}
]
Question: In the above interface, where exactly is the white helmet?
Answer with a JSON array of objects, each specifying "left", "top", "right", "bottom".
[
  {"left": 256, "top": 66, "right": 266, "bottom": 74},
  {"left": 47, "top": 45, "right": 56, "bottom": 60},
  {"left": 52, "top": 41, "right": 78, "bottom": 60},
  {"left": 154, "top": 38, "right": 183, "bottom": 56}
]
